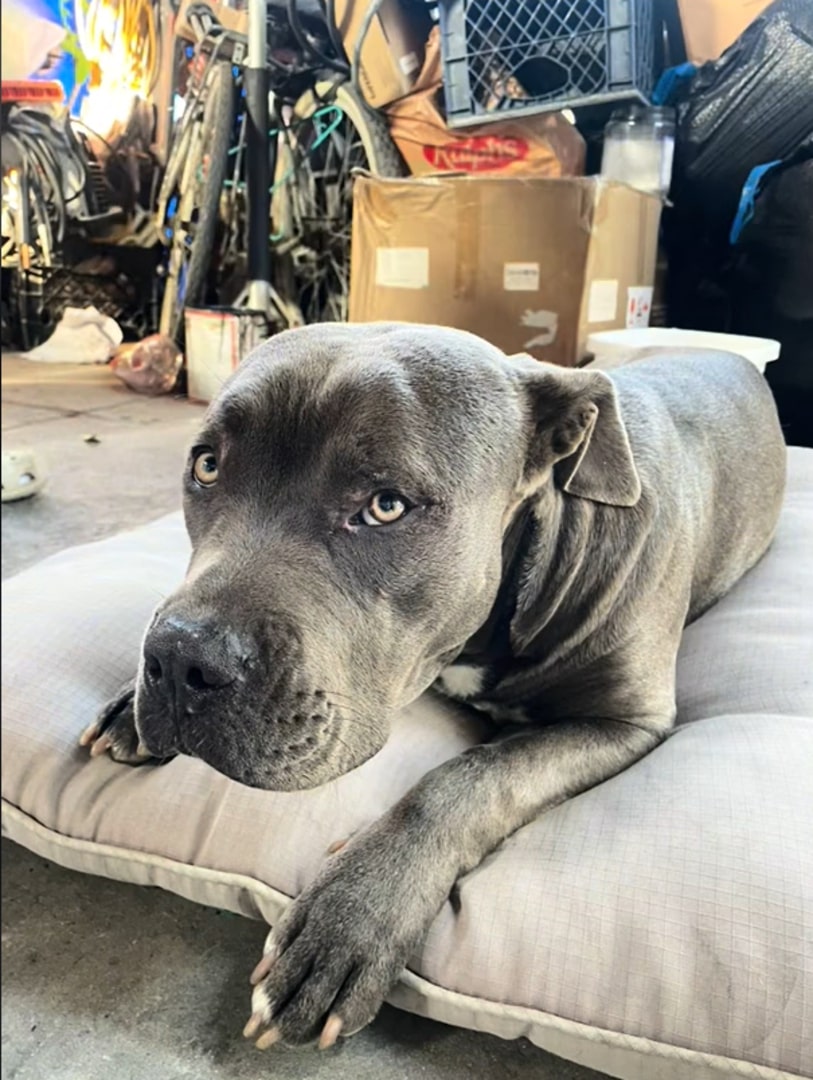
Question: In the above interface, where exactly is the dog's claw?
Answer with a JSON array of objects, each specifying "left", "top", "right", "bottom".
[
  {"left": 319, "top": 1014, "right": 343, "bottom": 1050},
  {"left": 89, "top": 733, "right": 113, "bottom": 757},
  {"left": 243, "top": 1013, "right": 264, "bottom": 1039},
  {"left": 250, "top": 940, "right": 278, "bottom": 985},
  {"left": 78, "top": 722, "right": 100, "bottom": 747},
  {"left": 255, "top": 1026, "right": 281, "bottom": 1050},
  {"left": 79, "top": 680, "right": 164, "bottom": 766},
  {"left": 326, "top": 838, "right": 348, "bottom": 855}
]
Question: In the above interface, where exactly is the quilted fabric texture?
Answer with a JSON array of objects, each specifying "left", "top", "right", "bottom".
[{"left": 2, "top": 449, "right": 812, "bottom": 1080}]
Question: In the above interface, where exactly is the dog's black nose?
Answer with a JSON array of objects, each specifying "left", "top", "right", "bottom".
[{"left": 142, "top": 614, "right": 249, "bottom": 698}]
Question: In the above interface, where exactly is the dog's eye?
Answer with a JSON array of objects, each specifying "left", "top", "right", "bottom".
[
  {"left": 192, "top": 450, "right": 219, "bottom": 487},
  {"left": 358, "top": 491, "right": 408, "bottom": 527}
]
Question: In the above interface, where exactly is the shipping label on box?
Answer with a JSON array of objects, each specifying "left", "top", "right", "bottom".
[
  {"left": 587, "top": 280, "right": 619, "bottom": 324},
  {"left": 626, "top": 286, "right": 654, "bottom": 328},
  {"left": 375, "top": 247, "right": 429, "bottom": 289},
  {"left": 503, "top": 263, "right": 541, "bottom": 291}
]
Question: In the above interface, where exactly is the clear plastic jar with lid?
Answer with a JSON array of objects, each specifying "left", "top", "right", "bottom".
[{"left": 600, "top": 104, "right": 676, "bottom": 199}]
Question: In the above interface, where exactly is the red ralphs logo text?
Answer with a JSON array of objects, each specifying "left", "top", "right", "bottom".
[{"left": 423, "top": 136, "right": 529, "bottom": 172}]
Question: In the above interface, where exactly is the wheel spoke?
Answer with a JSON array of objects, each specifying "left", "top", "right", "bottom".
[{"left": 282, "top": 99, "right": 382, "bottom": 325}]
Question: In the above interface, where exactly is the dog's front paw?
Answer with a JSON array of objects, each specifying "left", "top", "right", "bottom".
[
  {"left": 244, "top": 840, "right": 427, "bottom": 1050},
  {"left": 79, "top": 679, "right": 163, "bottom": 765}
]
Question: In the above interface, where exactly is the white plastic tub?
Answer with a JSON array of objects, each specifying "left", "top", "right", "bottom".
[{"left": 585, "top": 328, "right": 781, "bottom": 373}]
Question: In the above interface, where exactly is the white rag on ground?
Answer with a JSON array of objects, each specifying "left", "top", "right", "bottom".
[{"left": 25, "top": 306, "right": 123, "bottom": 364}]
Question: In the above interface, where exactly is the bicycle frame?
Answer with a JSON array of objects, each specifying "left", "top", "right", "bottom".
[{"left": 156, "top": 2, "right": 387, "bottom": 337}]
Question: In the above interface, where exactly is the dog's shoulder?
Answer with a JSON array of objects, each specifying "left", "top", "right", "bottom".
[{"left": 608, "top": 350, "right": 770, "bottom": 430}]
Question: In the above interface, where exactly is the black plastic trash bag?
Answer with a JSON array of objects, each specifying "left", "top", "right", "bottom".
[
  {"left": 670, "top": 0, "right": 813, "bottom": 239},
  {"left": 731, "top": 136, "right": 813, "bottom": 447}
]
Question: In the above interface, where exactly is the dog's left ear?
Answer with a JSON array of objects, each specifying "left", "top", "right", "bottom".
[{"left": 509, "top": 356, "right": 641, "bottom": 508}]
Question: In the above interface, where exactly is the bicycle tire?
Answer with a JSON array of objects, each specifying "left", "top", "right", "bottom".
[
  {"left": 277, "top": 79, "right": 405, "bottom": 323},
  {"left": 160, "top": 59, "right": 235, "bottom": 343},
  {"left": 293, "top": 80, "right": 405, "bottom": 179},
  {"left": 156, "top": 62, "right": 211, "bottom": 223},
  {"left": 156, "top": 121, "right": 192, "bottom": 226}
]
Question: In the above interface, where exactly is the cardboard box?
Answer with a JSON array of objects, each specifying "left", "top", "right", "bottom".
[
  {"left": 349, "top": 175, "right": 662, "bottom": 367},
  {"left": 334, "top": 0, "right": 433, "bottom": 109},
  {"left": 386, "top": 87, "right": 585, "bottom": 178},
  {"left": 677, "top": 0, "right": 774, "bottom": 63}
]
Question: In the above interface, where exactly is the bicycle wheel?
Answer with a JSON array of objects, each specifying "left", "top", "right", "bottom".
[
  {"left": 276, "top": 80, "right": 405, "bottom": 324},
  {"left": 159, "top": 59, "right": 235, "bottom": 343}
]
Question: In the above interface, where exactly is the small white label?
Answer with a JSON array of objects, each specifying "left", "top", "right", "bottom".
[
  {"left": 504, "top": 262, "right": 540, "bottom": 292},
  {"left": 626, "top": 286, "right": 653, "bottom": 328},
  {"left": 375, "top": 248, "right": 429, "bottom": 289},
  {"left": 587, "top": 279, "right": 619, "bottom": 324},
  {"left": 399, "top": 51, "right": 420, "bottom": 76},
  {"left": 521, "top": 308, "right": 558, "bottom": 348}
]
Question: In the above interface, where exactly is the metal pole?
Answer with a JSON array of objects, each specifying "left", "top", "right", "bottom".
[{"left": 245, "top": 0, "right": 270, "bottom": 313}]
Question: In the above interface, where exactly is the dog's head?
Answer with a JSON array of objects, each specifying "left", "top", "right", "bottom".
[{"left": 135, "top": 324, "right": 639, "bottom": 789}]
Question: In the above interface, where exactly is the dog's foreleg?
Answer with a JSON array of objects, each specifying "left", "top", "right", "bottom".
[
  {"left": 407, "top": 718, "right": 665, "bottom": 880},
  {"left": 245, "top": 716, "right": 665, "bottom": 1048}
]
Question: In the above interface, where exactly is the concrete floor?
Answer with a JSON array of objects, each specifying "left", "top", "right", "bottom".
[
  {"left": 1, "top": 356, "right": 203, "bottom": 579},
  {"left": 1, "top": 357, "right": 607, "bottom": 1080}
]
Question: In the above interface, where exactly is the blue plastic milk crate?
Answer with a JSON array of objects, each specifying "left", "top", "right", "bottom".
[{"left": 438, "top": 0, "right": 656, "bottom": 128}]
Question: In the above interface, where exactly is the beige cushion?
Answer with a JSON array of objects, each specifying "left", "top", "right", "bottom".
[{"left": 3, "top": 448, "right": 812, "bottom": 1080}]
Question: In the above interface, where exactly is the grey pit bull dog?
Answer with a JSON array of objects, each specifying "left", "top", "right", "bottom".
[{"left": 80, "top": 322, "right": 786, "bottom": 1051}]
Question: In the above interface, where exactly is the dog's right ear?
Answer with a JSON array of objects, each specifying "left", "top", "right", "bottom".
[{"left": 507, "top": 355, "right": 641, "bottom": 508}]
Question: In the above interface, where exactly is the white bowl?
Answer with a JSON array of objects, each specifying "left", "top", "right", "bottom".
[{"left": 585, "top": 328, "right": 781, "bottom": 373}]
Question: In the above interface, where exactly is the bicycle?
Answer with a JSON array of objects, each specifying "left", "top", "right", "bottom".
[{"left": 156, "top": 0, "right": 406, "bottom": 343}]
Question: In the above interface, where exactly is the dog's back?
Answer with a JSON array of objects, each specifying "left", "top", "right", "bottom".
[{"left": 609, "top": 350, "right": 786, "bottom": 622}]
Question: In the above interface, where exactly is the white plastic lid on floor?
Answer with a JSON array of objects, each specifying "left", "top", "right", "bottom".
[
  {"left": 1, "top": 448, "right": 47, "bottom": 503},
  {"left": 585, "top": 328, "right": 781, "bottom": 373}
]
